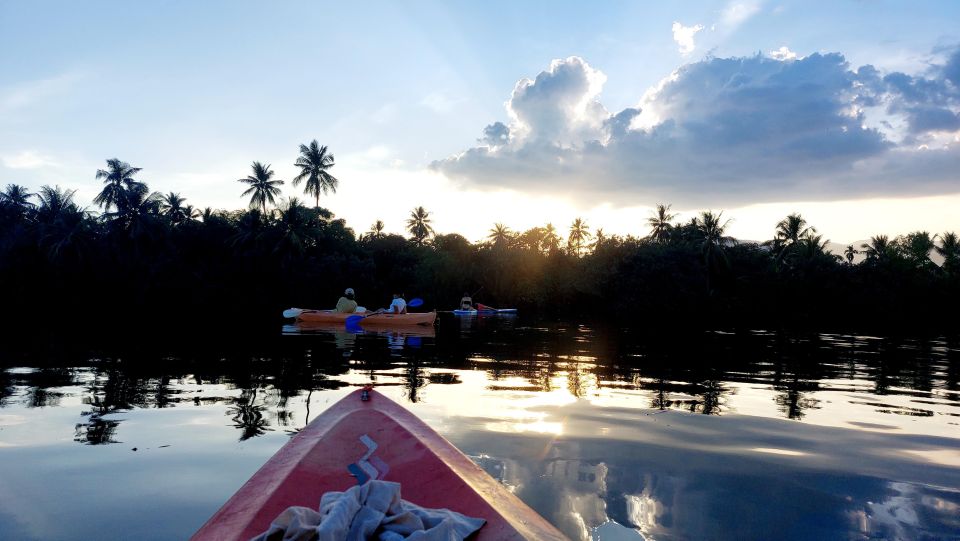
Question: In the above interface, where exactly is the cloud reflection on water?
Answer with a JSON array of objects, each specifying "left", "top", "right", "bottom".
[{"left": 0, "top": 320, "right": 958, "bottom": 539}]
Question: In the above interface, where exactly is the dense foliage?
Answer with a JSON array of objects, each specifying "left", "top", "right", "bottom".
[{"left": 1, "top": 155, "right": 958, "bottom": 332}]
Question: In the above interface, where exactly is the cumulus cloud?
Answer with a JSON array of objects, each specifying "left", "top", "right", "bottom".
[
  {"left": 769, "top": 46, "right": 798, "bottom": 61},
  {"left": 672, "top": 22, "right": 705, "bottom": 56},
  {"left": 504, "top": 56, "right": 609, "bottom": 146},
  {"left": 431, "top": 47, "right": 960, "bottom": 206}
]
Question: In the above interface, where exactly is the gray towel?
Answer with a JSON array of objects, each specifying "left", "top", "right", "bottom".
[{"left": 251, "top": 480, "right": 485, "bottom": 541}]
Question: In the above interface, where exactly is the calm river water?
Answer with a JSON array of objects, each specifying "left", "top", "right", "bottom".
[{"left": 1, "top": 316, "right": 959, "bottom": 540}]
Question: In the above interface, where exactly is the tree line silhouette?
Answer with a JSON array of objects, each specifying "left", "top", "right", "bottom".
[{"left": 1, "top": 143, "right": 958, "bottom": 331}]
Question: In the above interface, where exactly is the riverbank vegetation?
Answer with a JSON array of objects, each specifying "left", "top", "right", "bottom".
[{"left": 1, "top": 148, "right": 958, "bottom": 331}]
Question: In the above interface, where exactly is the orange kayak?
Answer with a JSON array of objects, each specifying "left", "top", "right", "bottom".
[
  {"left": 296, "top": 310, "right": 437, "bottom": 327},
  {"left": 191, "top": 389, "right": 567, "bottom": 540},
  {"left": 288, "top": 321, "right": 437, "bottom": 338}
]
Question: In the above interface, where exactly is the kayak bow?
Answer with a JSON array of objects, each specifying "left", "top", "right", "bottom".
[{"left": 191, "top": 388, "right": 567, "bottom": 540}]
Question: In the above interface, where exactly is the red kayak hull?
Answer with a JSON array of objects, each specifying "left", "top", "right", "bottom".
[{"left": 191, "top": 389, "right": 567, "bottom": 540}]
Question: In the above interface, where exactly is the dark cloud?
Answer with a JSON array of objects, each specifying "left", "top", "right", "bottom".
[
  {"left": 480, "top": 122, "right": 510, "bottom": 146},
  {"left": 878, "top": 47, "right": 960, "bottom": 135},
  {"left": 603, "top": 107, "right": 641, "bottom": 139},
  {"left": 902, "top": 106, "right": 960, "bottom": 133},
  {"left": 432, "top": 48, "right": 960, "bottom": 206},
  {"left": 944, "top": 48, "right": 960, "bottom": 86}
]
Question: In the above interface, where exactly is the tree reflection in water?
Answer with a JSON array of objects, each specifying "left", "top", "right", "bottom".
[
  {"left": 75, "top": 415, "right": 121, "bottom": 445},
  {"left": 0, "top": 322, "right": 956, "bottom": 446},
  {"left": 774, "top": 377, "right": 822, "bottom": 420},
  {"left": 229, "top": 388, "right": 270, "bottom": 441},
  {"left": 1, "top": 321, "right": 959, "bottom": 540}
]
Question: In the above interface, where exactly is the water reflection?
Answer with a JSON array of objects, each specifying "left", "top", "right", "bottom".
[
  {"left": 0, "top": 321, "right": 958, "bottom": 540},
  {"left": 2, "top": 324, "right": 958, "bottom": 438},
  {"left": 453, "top": 399, "right": 960, "bottom": 540}
]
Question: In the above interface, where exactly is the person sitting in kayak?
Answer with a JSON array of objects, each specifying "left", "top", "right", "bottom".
[
  {"left": 388, "top": 292, "right": 407, "bottom": 314},
  {"left": 335, "top": 288, "right": 358, "bottom": 313},
  {"left": 460, "top": 292, "right": 473, "bottom": 310}
]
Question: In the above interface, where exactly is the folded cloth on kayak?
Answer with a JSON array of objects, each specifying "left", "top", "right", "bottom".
[{"left": 250, "top": 480, "right": 485, "bottom": 541}]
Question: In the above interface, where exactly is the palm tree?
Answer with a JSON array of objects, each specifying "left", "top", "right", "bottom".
[
  {"left": 93, "top": 158, "right": 144, "bottom": 211},
  {"left": 592, "top": 228, "right": 606, "bottom": 253},
  {"left": 567, "top": 217, "right": 591, "bottom": 256},
  {"left": 292, "top": 140, "right": 338, "bottom": 208},
  {"left": 275, "top": 197, "right": 316, "bottom": 258},
  {"left": 543, "top": 223, "right": 561, "bottom": 254},
  {"left": 0, "top": 184, "right": 35, "bottom": 209},
  {"left": 695, "top": 211, "right": 732, "bottom": 250},
  {"left": 0, "top": 184, "right": 35, "bottom": 224},
  {"left": 936, "top": 231, "right": 959, "bottom": 273},
  {"left": 488, "top": 223, "right": 513, "bottom": 247},
  {"left": 367, "top": 219, "right": 386, "bottom": 240},
  {"left": 181, "top": 204, "right": 200, "bottom": 221},
  {"left": 406, "top": 206, "right": 434, "bottom": 246},
  {"left": 35, "top": 185, "right": 80, "bottom": 224},
  {"left": 647, "top": 204, "right": 677, "bottom": 243},
  {"left": 861, "top": 235, "right": 893, "bottom": 262},
  {"left": 774, "top": 213, "right": 816, "bottom": 246},
  {"left": 695, "top": 210, "right": 733, "bottom": 277},
  {"left": 769, "top": 213, "right": 817, "bottom": 267},
  {"left": 518, "top": 227, "right": 545, "bottom": 252},
  {"left": 238, "top": 161, "right": 284, "bottom": 215},
  {"left": 796, "top": 234, "right": 832, "bottom": 261},
  {"left": 844, "top": 245, "right": 858, "bottom": 265},
  {"left": 160, "top": 192, "right": 190, "bottom": 224},
  {"left": 229, "top": 209, "right": 266, "bottom": 251},
  {"left": 106, "top": 183, "right": 162, "bottom": 238},
  {"left": 34, "top": 185, "right": 93, "bottom": 263},
  {"left": 899, "top": 231, "right": 935, "bottom": 269}
]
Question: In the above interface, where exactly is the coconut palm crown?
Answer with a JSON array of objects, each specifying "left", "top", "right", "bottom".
[
  {"left": 647, "top": 204, "right": 677, "bottom": 243},
  {"left": 406, "top": 206, "right": 435, "bottom": 246},
  {"left": 238, "top": 161, "right": 284, "bottom": 215},
  {"left": 93, "top": 158, "right": 144, "bottom": 212},
  {"left": 568, "top": 217, "right": 592, "bottom": 256},
  {"left": 292, "top": 140, "right": 338, "bottom": 209}
]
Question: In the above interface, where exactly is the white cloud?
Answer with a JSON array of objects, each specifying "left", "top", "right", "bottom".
[
  {"left": 672, "top": 22, "right": 705, "bottom": 56},
  {"left": 1, "top": 150, "right": 58, "bottom": 169},
  {"left": 505, "top": 56, "right": 609, "bottom": 145},
  {"left": 431, "top": 47, "right": 960, "bottom": 207},
  {"left": 720, "top": 0, "right": 762, "bottom": 29},
  {"left": 769, "top": 46, "right": 798, "bottom": 61}
]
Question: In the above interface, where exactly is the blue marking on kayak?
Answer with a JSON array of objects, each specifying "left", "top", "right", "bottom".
[{"left": 347, "top": 463, "right": 370, "bottom": 485}]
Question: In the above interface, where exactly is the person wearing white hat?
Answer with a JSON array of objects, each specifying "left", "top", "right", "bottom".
[{"left": 335, "top": 287, "right": 358, "bottom": 313}]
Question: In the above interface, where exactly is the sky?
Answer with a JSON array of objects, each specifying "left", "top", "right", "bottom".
[{"left": 1, "top": 0, "right": 959, "bottom": 244}]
